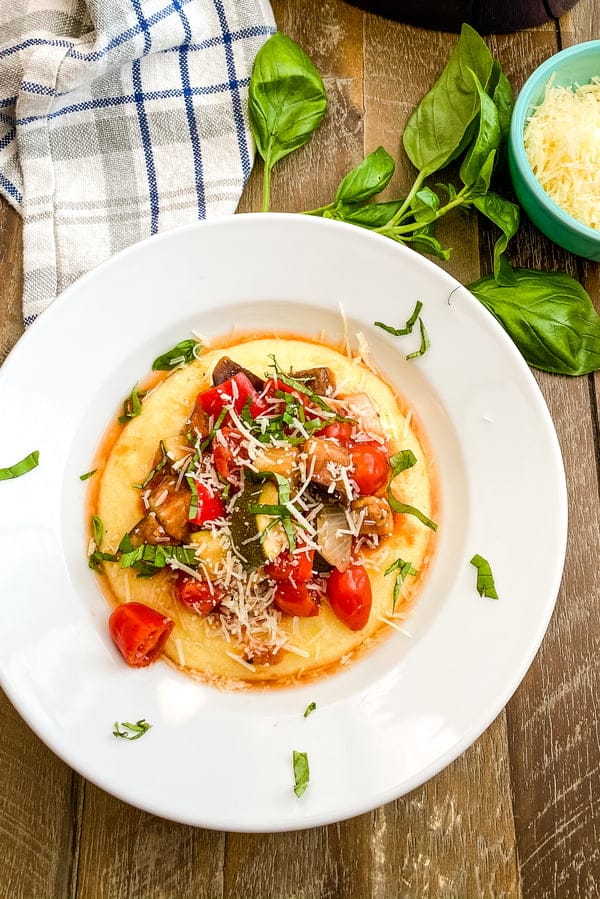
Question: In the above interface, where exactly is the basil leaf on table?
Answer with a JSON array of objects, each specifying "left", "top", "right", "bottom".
[
  {"left": 334, "top": 147, "right": 395, "bottom": 206},
  {"left": 335, "top": 200, "right": 404, "bottom": 229},
  {"left": 468, "top": 269, "right": 600, "bottom": 375},
  {"left": 473, "top": 192, "right": 520, "bottom": 285},
  {"left": 249, "top": 32, "right": 327, "bottom": 212},
  {"left": 402, "top": 23, "right": 495, "bottom": 178},
  {"left": 459, "top": 70, "right": 501, "bottom": 189}
]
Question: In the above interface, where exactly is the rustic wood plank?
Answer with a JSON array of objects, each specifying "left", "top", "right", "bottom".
[
  {"left": 0, "top": 195, "right": 23, "bottom": 360},
  {"left": 0, "top": 689, "right": 80, "bottom": 898},
  {"left": 361, "top": 15, "right": 521, "bottom": 897},
  {"left": 493, "top": 12, "right": 600, "bottom": 898}
]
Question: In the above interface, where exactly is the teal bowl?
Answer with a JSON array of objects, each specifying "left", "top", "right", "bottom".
[{"left": 508, "top": 41, "right": 600, "bottom": 260}]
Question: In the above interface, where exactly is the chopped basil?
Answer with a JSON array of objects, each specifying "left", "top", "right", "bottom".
[
  {"left": 152, "top": 339, "right": 201, "bottom": 371},
  {"left": 374, "top": 300, "right": 423, "bottom": 336},
  {"left": 246, "top": 470, "right": 296, "bottom": 550},
  {"left": 79, "top": 468, "right": 97, "bottom": 481},
  {"left": 267, "top": 355, "right": 336, "bottom": 414},
  {"left": 389, "top": 449, "right": 417, "bottom": 478},
  {"left": 91, "top": 515, "right": 104, "bottom": 547},
  {"left": 0, "top": 450, "right": 39, "bottom": 481},
  {"left": 187, "top": 475, "right": 199, "bottom": 521},
  {"left": 199, "top": 407, "right": 228, "bottom": 452},
  {"left": 113, "top": 719, "right": 152, "bottom": 740},
  {"left": 387, "top": 488, "right": 437, "bottom": 531},
  {"left": 384, "top": 557, "right": 418, "bottom": 611},
  {"left": 119, "top": 543, "right": 198, "bottom": 577},
  {"left": 470, "top": 553, "right": 499, "bottom": 599},
  {"left": 139, "top": 441, "right": 169, "bottom": 489},
  {"left": 118, "top": 384, "right": 145, "bottom": 424},
  {"left": 88, "top": 550, "right": 118, "bottom": 571},
  {"left": 303, "top": 701, "right": 317, "bottom": 718},
  {"left": 406, "top": 317, "right": 431, "bottom": 360},
  {"left": 292, "top": 750, "right": 310, "bottom": 798}
]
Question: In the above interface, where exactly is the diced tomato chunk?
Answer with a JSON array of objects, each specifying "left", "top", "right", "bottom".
[
  {"left": 189, "top": 480, "right": 226, "bottom": 525},
  {"left": 197, "top": 372, "right": 268, "bottom": 419},
  {"left": 176, "top": 574, "right": 222, "bottom": 616},
  {"left": 265, "top": 546, "right": 315, "bottom": 582},
  {"left": 273, "top": 580, "right": 320, "bottom": 617}
]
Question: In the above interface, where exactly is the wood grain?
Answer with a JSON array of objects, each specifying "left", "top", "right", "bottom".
[{"left": 1, "top": 1, "right": 599, "bottom": 896}]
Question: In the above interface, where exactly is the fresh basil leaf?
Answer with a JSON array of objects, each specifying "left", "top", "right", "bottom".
[
  {"left": 468, "top": 269, "right": 600, "bottom": 375},
  {"left": 468, "top": 149, "right": 496, "bottom": 198},
  {"left": 303, "top": 701, "right": 317, "bottom": 718},
  {"left": 118, "top": 384, "right": 144, "bottom": 424},
  {"left": 389, "top": 449, "right": 417, "bottom": 477},
  {"left": 387, "top": 487, "right": 438, "bottom": 531},
  {"left": 337, "top": 200, "right": 404, "bottom": 229},
  {"left": 0, "top": 450, "right": 39, "bottom": 480},
  {"left": 88, "top": 550, "right": 118, "bottom": 571},
  {"left": 473, "top": 192, "right": 519, "bottom": 285},
  {"left": 119, "top": 544, "right": 198, "bottom": 574},
  {"left": 91, "top": 515, "right": 104, "bottom": 547},
  {"left": 292, "top": 750, "right": 310, "bottom": 797},
  {"left": 459, "top": 70, "right": 501, "bottom": 189},
  {"left": 470, "top": 554, "right": 499, "bottom": 599},
  {"left": 490, "top": 62, "right": 514, "bottom": 145},
  {"left": 335, "top": 147, "right": 395, "bottom": 206},
  {"left": 403, "top": 231, "right": 452, "bottom": 261},
  {"left": 152, "top": 339, "right": 200, "bottom": 371},
  {"left": 79, "top": 469, "right": 97, "bottom": 481},
  {"left": 249, "top": 32, "right": 327, "bottom": 211},
  {"left": 374, "top": 300, "right": 423, "bottom": 336},
  {"left": 411, "top": 187, "right": 441, "bottom": 224},
  {"left": 402, "top": 24, "right": 495, "bottom": 176},
  {"left": 406, "top": 317, "right": 431, "bottom": 360},
  {"left": 113, "top": 719, "right": 152, "bottom": 740}
]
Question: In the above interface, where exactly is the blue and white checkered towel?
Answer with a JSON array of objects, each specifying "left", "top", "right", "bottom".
[{"left": 0, "top": 0, "right": 275, "bottom": 324}]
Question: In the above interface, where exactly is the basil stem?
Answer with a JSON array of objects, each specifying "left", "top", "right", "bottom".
[{"left": 0, "top": 450, "right": 39, "bottom": 481}]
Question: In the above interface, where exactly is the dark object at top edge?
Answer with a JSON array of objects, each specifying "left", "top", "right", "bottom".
[{"left": 342, "top": 0, "right": 579, "bottom": 34}]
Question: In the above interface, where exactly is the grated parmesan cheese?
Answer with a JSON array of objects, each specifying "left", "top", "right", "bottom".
[{"left": 524, "top": 76, "right": 600, "bottom": 230}]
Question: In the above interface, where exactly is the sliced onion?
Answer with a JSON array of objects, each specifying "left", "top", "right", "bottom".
[{"left": 317, "top": 505, "right": 352, "bottom": 572}]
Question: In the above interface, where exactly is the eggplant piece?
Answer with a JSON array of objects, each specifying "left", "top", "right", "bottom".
[
  {"left": 129, "top": 513, "right": 175, "bottom": 547},
  {"left": 212, "top": 355, "right": 264, "bottom": 391},
  {"left": 304, "top": 438, "right": 352, "bottom": 496},
  {"left": 291, "top": 366, "right": 336, "bottom": 395},
  {"left": 186, "top": 402, "right": 211, "bottom": 440},
  {"left": 146, "top": 473, "right": 192, "bottom": 542},
  {"left": 351, "top": 495, "right": 393, "bottom": 536}
]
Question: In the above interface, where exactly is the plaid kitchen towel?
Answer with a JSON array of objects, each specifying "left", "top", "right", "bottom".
[{"left": 0, "top": 0, "right": 275, "bottom": 324}]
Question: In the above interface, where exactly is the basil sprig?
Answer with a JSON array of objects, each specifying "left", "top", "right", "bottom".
[
  {"left": 152, "top": 339, "right": 200, "bottom": 371},
  {"left": 292, "top": 750, "right": 310, "bottom": 798},
  {"left": 0, "top": 450, "right": 39, "bottom": 480},
  {"left": 249, "top": 32, "right": 327, "bottom": 212},
  {"left": 470, "top": 553, "right": 499, "bottom": 599}
]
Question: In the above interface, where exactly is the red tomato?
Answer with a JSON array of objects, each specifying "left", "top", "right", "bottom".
[
  {"left": 273, "top": 580, "right": 320, "bottom": 617},
  {"left": 348, "top": 443, "right": 389, "bottom": 495},
  {"left": 326, "top": 565, "right": 372, "bottom": 631},
  {"left": 316, "top": 420, "right": 354, "bottom": 445},
  {"left": 109, "top": 602, "right": 174, "bottom": 667},
  {"left": 189, "top": 480, "right": 226, "bottom": 525},
  {"left": 212, "top": 427, "right": 246, "bottom": 480},
  {"left": 197, "top": 372, "right": 268, "bottom": 419},
  {"left": 176, "top": 575, "right": 222, "bottom": 616},
  {"left": 265, "top": 546, "right": 315, "bottom": 582}
]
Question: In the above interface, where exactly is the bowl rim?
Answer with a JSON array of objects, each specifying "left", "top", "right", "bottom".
[{"left": 510, "top": 39, "right": 600, "bottom": 242}]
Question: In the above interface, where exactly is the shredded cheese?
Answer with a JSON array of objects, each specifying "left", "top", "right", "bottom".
[{"left": 524, "top": 76, "right": 600, "bottom": 230}]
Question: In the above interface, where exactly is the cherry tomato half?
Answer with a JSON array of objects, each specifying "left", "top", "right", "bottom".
[
  {"left": 265, "top": 546, "right": 315, "bottom": 582},
  {"left": 176, "top": 575, "right": 222, "bottom": 616},
  {"left": 273, "top": 580, "right": 320, "bottom": 617},
  {"left": 109, "top": 602, "right": 174, "bottom": 667},
  {"left": 348, "top": 443, "right": 389, "bottom": 495},
  {"left": 189, "top": 480, "right": 226, "bottom": 526},
  {"left": 326, "top": 564, "right": 372, "bottom": 631}
]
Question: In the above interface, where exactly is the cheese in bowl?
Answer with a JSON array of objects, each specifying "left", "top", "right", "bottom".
[{"left": 89, "top": 334, "right": 438, "bottom": 688}]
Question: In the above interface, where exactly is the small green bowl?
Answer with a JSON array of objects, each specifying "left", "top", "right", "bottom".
[{"left": 508, "top": 41, "right": 600, "bottom": 260}]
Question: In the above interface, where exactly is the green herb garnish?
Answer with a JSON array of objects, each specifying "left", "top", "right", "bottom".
[
  {"left": 79, "top": 469, "right": 97, "bottom": 481},
  {"left": 91, "top": 515, "right": 104, "bottom": 547},
  {"left": 406, "top": 317, "right": 431, "bottom": 360},
  {"left": 387, "top": 488, "right": 437, "bottom": 531},
  {"left": 119, "top": 543, "right": 198, "bottom": 577},
  {"left": 292, "top": 750, "right": 310, "bottom": 798},
  {"left": 303, "top": 701, "right": 317, "bottom": 718},
  {"left": 385, "top": 557, "right": 418, "bottom": 612},
  {"left": 389, "top": 450, "right": 417, "bottom": 478},
  {"left": 138, "top": 441, "right": 169, "bottom": 490},
  {"left": 199, "top": 407, "right": 228, "bottom": 452},
  {"left": 375, "top": 301, "right": 423, "bottom": 336},
  {"left": 118, "top": 384, "right": 145, "bottom": 424},
  {"left": 0, "top": 450, "right": 39, "bottom": 481},
  {"left": 246, "top": 470, "right": 296, "bottom": 551},
  {"left": 88, "top": 550, "right": 119, "bottom": 571},
  {"left": 113, "top": 719, "right": 152, "bottom": 740},
  {"left": 470, "top": 553, "right": 499, "bottom": 599},
  {"left": 152, "top": 339, "right": 201, "bottom": 371}
]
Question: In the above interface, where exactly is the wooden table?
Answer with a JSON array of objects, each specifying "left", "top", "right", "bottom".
[{"left": 1, "top": 2, "right": 599, "bottom": 896}]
